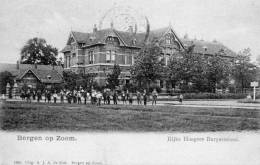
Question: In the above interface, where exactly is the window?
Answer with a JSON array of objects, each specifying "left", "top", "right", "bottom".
[
  {"left": 127, "top": 55, "right": 132, "bottom": 65},
  {"left": 166, "top": 35, "right": 171, "bottom": 44},
  {"left": 165, "top": 54, "right": 170, "bottom": 65},
  {"left": 89, "top": 51, "right": 94, "bottom": 64},
  {"left": 160, "top": 80, "right": 164, "bottom": 88},
  {"left": 106, "top": 50, "right": 115, "bottom": 63}
]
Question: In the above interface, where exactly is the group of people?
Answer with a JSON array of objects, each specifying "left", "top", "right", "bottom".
[{"left": 19, "top": 88, "right": 162, "bottom": 106}]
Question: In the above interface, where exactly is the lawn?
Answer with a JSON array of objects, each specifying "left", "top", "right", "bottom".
[{"left": 0, "top": 101, "right": 259, "bottom": 132}]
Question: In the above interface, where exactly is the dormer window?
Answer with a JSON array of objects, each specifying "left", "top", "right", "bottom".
[
  {"left": 47, "top": 75, "right": 51, "bottom": 80},
  {"left": 165, "top": 35, "right": 171, "bottom": 44},
  {"left": 203, "top": 46, "right": 208, "bottom": 51},
  {"left": 106, "top": 36, "right": 114, "bottom": 41}
]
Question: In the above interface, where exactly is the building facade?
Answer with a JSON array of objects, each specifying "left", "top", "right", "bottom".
[{"left": 62, "top": 25, "right": 235, "bottom": 89}]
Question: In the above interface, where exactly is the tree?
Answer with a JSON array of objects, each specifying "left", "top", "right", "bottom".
[
  {"left": 0, "top": 71, "right": 14, "bottom": 94},
  {"left": 62, "top": 71, "right": 97, "bottom": 91},
  {"left": 167, "top": 45, "right": 208, "bottom": 92},
  {"left": 20, "top": 37, "right": 58, "bottom": 65},
  {"left": 232, "top": 48, "right": 257, "bottom": 93},
  {"left": 205, "top": 51, "right": 232, "bottom": 93},
  {"left": 130, "top": 42, "right": 164, "bottom": 90},
  {"left": 106, "top": 64, "right": 121, "bottom": 90},
  {"left": 167, "top": 46, "right": 232, "bottom": 93}
]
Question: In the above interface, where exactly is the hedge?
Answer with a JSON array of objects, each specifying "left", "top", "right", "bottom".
[{"left": 182, "top": 93, "right": 260, "bottom": 100}]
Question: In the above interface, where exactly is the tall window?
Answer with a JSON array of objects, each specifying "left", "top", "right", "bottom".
[
  {"left": 106, "top": 50, "right": 115, "bottom": 63},
  {"left": 89, "top": 51, "right": 94, "bottom": 64},
  {"left": 166, "top": 35, "right": 171, "bottom": 44}
]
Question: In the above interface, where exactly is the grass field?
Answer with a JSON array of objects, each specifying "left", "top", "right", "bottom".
[{"left": 0, "top": 101, "right": 259, "bottom": 132}]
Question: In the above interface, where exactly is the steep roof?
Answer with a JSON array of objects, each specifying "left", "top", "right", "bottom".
[
  {"left": 0, "top": 63, "right": 64, "bottom": 83},
  {"left": 71, "top": 31, "right": 90, "bottom": 43},
  {"left": 181, "top": 38, "right": 236, "bottom": 57},
  {"left": 62, "top": 27, "right": 236, "bottom": 57},
  {"left": 16, "top": 69, "right": 63, "bottom": 83}
]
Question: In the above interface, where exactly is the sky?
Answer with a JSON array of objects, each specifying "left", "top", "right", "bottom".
[{"left": 0, "top": 0, "right": 260, "bottom": 63}]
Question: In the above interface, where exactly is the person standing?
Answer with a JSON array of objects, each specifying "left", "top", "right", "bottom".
[
  {"left": 126, "top": 90, "right": 129, "bottom": 104},
  {"left": 53, "top": 91, "right": 58, "bottom": 103},
  {"left": 44, "top": 90, "right": 48, "bottom": 102},
  {"left": 103, "top": 89, "right": 107, "bottom": 104},
  {"left": 106, "top": 90, "right": 111, "bottom": 105},
  {"left": 67, "top": 91, "right": 72, "bottom": 104},
  {"left": 77, "top": 91, "right": 82, "bottom": 104},
  {"left": 60, "top": 90, "right": 64, "bottom": 103},
  {"left": 32, "top": 90, "right": 36, "bottom": 101},
  {"left": 47, "top": 91, "right": 51, "bottom": 103},
  {"left": 83, "top": 90, "right": 87, "bottom": 104},
  {"left": 152, "top": 89, "right": 158, "bottom": 105},
  {"left": 36, "top": 90, "right": 42, "bottom": 102},
  {"left": 128, "top": 91, "right": 133, "bottom": 105},
  {"left": 143, "top": 90, "right": 148, "bottom": 106},
  {"left": 121, "top": 91, "right": 126, "bottom": 104},
  {"left": 136, "top": 91, "right": 142, "bottom": 105},
  {"left": 96, "top": 91, "right": 102, "bottom": 106},
  {"left": 179, "top": 94, "right": 183, "bottom": 104},
  {"left": 113, "top": 91, "right": 118, "bottom": 105}
]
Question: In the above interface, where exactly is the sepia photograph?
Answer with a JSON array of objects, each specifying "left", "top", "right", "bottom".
[{"left": 0, "top": 0, "right": 260, "bottom": 164}]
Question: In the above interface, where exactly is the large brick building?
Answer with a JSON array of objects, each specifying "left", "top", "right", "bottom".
[{"left": 61, "top": 24, "right": 235, "bottom": 89}]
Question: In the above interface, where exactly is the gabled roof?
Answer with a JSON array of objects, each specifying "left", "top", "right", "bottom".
[
  {"left": 62, "top": 26, "right": 236, "bottom": 57},
  {"left": 16, "top": 68, "right": 63, "bottom": 84},
  {"left": 0, "top": 63, "right": 64, "bottom": 83},
  {"left": 71, "top": 31, "right": 90, "bottom": 43},
  {"left": 181, "top": 39, "right": 236, "bottom": 57}
]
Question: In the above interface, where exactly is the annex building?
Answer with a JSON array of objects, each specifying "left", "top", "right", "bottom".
[{"left": 61, "top": 24, "right": 235, "bottom": 90}]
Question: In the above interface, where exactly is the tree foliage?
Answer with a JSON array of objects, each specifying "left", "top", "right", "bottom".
[
  {"left": 106, "top": 64, "right": 121, "bottom": 90},
  {"left": 167, "top": 46, "right": 232, "bottom": 92},
  {"left": 21, "top": 37, "right": 58, "bottom": 65},
  {"left": 63, "top": 71, "right": 97, "bottom": 91},
  {"left": 130, "top": 42, "right": 164, "bottom": 89},
  {"left": 205, "top": 52, "right": 232, "bottom": 92},
  {"left": 232, "top": 48, "right": 257, "bottom": 92},
  {"left": 0, "top": 71, "right": 14, "bottom": 94}
]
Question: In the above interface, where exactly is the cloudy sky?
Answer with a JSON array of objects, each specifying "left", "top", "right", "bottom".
[{"left": 0, "top": 0, "right": 259, "bottom": 63}]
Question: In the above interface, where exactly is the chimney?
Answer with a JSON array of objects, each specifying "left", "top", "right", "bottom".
[
  {"left": 184, "top": 33, "right": 188, "bottom": 39},
  {"left": 93, "top": 24, "right": 97, "bottom": 33},
  {"left": 16, "top": 60, "right": 20, "bottom": 70},
  {"left": 127, "top": 25, "right": 133, "bottom": 34},
  {"left": 110, "top": 21, "right": 114, "bottom": 29}
]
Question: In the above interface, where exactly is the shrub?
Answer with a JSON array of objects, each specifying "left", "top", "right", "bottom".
[{"left": 182, "top": 93, "right": 249, "bottom": 99}]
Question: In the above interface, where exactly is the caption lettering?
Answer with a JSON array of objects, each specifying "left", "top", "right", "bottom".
[{"left": 17, "top": 135, "right": 77, "bottom": 142}]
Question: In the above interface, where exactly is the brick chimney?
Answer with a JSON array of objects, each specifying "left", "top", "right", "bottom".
[
  {"left": 16, "top": 60, "right": 20, "bottom": 70},
  {"left": 127, "top": 25, "right": 134, "bottom": 34},
  {"left": 93, "top": 24, "right": 97, "bottom": 33}
]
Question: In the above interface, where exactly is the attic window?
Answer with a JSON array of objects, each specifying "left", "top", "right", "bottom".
[
  {"left": 165, "top": 34, "right": 171, "bottom": 44},
  {"left": 47, "top": 75, "right": 51, "bottom": 80},
  {"left": 107, "top": 36, "right": 114, "bottom": 41}
]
